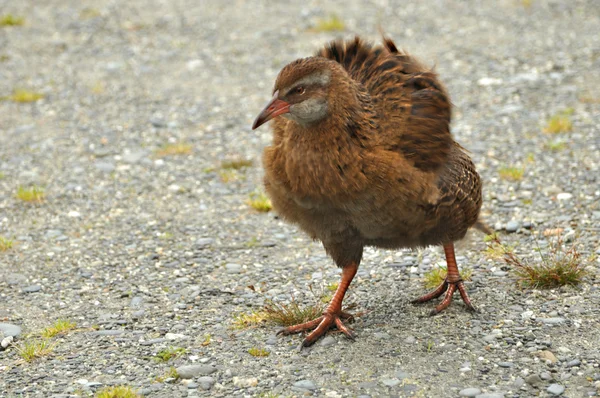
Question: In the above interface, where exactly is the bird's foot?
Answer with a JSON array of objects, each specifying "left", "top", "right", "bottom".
[
  {"left": 277, "top": 310, "right": 355, "bottom": 347},
  {"left": 411, "top": 279, "right": 476, "bottom": 315}
]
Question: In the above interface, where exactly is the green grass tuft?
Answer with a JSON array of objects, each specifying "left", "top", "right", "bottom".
[
  {"left": 221, "top": 159, "right": 253, "bottom": 170},
  {"left": 155, "top": 367, "right": 179, "bottom": 383},
  {"left": 423, "top": 265, "right": 472, "bottom": 289},
  {"left": 247, "top": 192, "right": 272, "bottom": 212},
  {"left": 544, "top": 109, "right": 573, "bottom": 134},
  {"left": 16, "top": 185, "right": 45, "bottom": 203},
  {"left": 313, "top": 14, "right": 345, "bottom": 32},
  {"left": 5, "top": 89, "right": 44, "bottom": 103},
  {"left": 545, "top": 140, "right": 567, "bottom": 152},
  {"left": 248, "top": 347, "right": 270, "bottom": 357},
  {"left": 232, "top": 310, "right": 269, "bottom": 330},
  {"left": 16, "top": 339, "right": 55, "bottom": 362},
  {"left": 154, "top": 346, "right": 186, "bottom": 362},
  {"left": 41, "top": 319, "right": 77, "bottom": 338},
  {"left": 498, "top": 166, "right": 524, "bottom": 181},
  {"left": 154, "top": 142, "right": 192, "bottom": 157},
  {"left": 0, "top": 14, "right": 24, "bottom": 27},
  {"left": 0, "top": 236, "right": 14, "bottom": 252},
  {"left": 487, "top": 235, "right": 588, "bottom": 289},
  {"left": 95, "top": 385, "right": 141, "bottom": 398}
]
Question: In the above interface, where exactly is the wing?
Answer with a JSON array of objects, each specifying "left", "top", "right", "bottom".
[{"left": 317, "top": 36, "right": 453, "bottom": 172}]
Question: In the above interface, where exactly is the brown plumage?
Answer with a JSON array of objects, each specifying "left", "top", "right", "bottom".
[{"left": 252, "top": 36, "right": 484, "bottom": 347}]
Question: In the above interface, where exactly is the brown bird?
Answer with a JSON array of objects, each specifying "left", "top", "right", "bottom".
[{"left": 252, "top": 36, "right": 483, "bottom": 347}]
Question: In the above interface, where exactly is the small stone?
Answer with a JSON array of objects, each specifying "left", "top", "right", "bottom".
[
  {"left": 233, "top": 376, "right": 258, "bottom": 388},
  {"left": 293, "top": 380, "right": 317, "bottom": 391},
  {"left": 513, "top": 377, "right": 525, "bottom": 389},
  {"left": 67, "top": 210, "right": 81, "bottom": 218},
  {"left": 130, "top": 296, "right": 143, "bottom": 308},
  {"left": 320, "top": 336, "right": 336, "bottom": 346},
  {"left": 404, "top": 336, "right": 416, "bottom": 344},
  {"left": 122, "top": 150, "right": 146, "bottom": 164},
  {"left": 176, "top": 365, "right": 216, "bottom": 379},
  {"left": 195, "top": 238, "right": 214, "bottom": 248},
  {"left": 95, "top": 161, "right": 115, "bottom": 173},
  {"left": 225, "top": 263, "right": 242, "bottom": 274},
  {"left": 90, "top": 330, "right": 125, "bottom": 336},
  {"left": 539, "top": 317, "right": 566, "bottom": 325},
  {"left": 381, "top": 378, "right": 401, "bottom": 387},
  {"left": 505, "top": 220, "right": 520, "bottom": 233},
  {"left": 395, "top": 370, "right": 409, "bottom": 380},
  {"left": 525, "top": 374, "right": 543, "bottom": 387},
  {"left": 556, "top": 193, "right": 573, "bottom": 201},
  {"left": 539, "top": 350, "right": 558, "bottom": 363},
  {"left": 498, "top": 361, "right": 514, "bottom": 368},
  {"left": 475, "top": 394, "right": 504, "bottom": 398},
  {"left": 459, "top": 387, "right": 481, "bottom": 397},
  {"left": 197, "top": 376, "right": 215, "bottom": 390},
  {"left": 540, "top": 372, "right": 553, "bottom": 380},
  {"left": 1, "top": 335, "right": 14, "bottom": 349},
  {"left": 547, "top": 384, "right": 565, "bottom": 395},
  {"left": 22, "top": 284, "right": 41, "bottom": 293},
  {"left": 165, "top": 333, "right": 186, "bottom": 340},
  {"left": 521, "top": 310, "right": 534, "bottom": 319},
  {"left": 0, "top": 323, "right": 22, "bottom": 337},
  {"left": 374, "top": 332, "right": 390, "bottom": 340},
  {"left": 567, "top": 359, "right": 581, "bottom": 367}
]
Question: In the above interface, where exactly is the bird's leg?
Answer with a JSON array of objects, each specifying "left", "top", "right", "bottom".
[
  {"left": 278, "top": 262, "right": 358, "bottom": 347},
  {"left": 411, "top": 243, "right": 476, "bottom": 315}
]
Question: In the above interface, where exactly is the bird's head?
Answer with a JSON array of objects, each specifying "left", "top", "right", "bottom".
[{"left": 252, "top": 57, "right": 344, "bottom": 130}]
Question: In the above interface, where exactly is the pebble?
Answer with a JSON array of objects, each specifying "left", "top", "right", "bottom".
[
  {"left": 320, "top": 336, "right": 336, "bottom": 346},
  {"left": 567, "top": 359, "right": 581, "bottom": 367},
  {"left": 459, "top": 387, "right": 481, "bottom": 396},
  {"left": 232, "top": 377, "right": 258, "bottom": 388},
  {"left": 539, "top": 317, "right": 566, "bottom": 325},
  {"left": 404, "top": 336, "right": 416, "bottom": 344},
  {"left": 547, "top": 384, "right": 565, "bottom": 395},
  {"left": 293, "top": 380, "right": 317, "bottom": 391},
  {"left": 1, "top": 336, "right": 14, "bottom": 349},
  {"left": 381, "top": 378, "right": 401, "bottom": 387},
  {"left": 539, "top": 350, "right": 558, "bottom": 363},
  {"left": 197, "top": 376, "right": 215, "bottom": 390},
  {"left": 556, "top": 193, "right": 573, "bottom": 201},
  {"left": 395, "top": 370, "right": 409, "bottom": 380},
  {"left": 505, "top": 220, "right": 520, "bottom": 233},
  {"left": 225, "top": 263, "right": 242, "bottom": 274},
  {"left": 95, "top": 161, "right": 115, "bottom": 172},
  {"left": 176, "top": 365, "right": 217, "bottom": 379},
  {"left": 475, "top": 394, "right": 505, "bottom": 398},
  {"left": 195, "top": 238, "right": 214, "bottom": 248},
  {"left": 165, "top": 333, "right": 186, "bottom": 340},
  {"left": 90, "top": 330, "right": 125, "bottom": 336},
  {"left": 0, "top": 323, "right": 22, "bottom": 337},
  {"left": 498, "top": 362, "right": 514, "bottom": 368},
  {"left": 22, "top": 285, "right": 41, "bottom": 293}
]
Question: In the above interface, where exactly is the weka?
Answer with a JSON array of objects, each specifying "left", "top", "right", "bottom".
[{"left": 252, "top": 36, "right": 483, "bottom": 347}]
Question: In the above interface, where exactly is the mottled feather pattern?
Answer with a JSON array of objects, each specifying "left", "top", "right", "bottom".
[{"left": 317, "top": 37, "right": 453, "bottom": 172}]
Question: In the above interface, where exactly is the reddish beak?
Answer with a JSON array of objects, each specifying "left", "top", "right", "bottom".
[{"left": 252, "top": 90, "right": 290, "bottom": 130}]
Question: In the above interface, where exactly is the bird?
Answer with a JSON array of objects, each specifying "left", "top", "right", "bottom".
[{"left": 251, "top": 35, "right": 484, "bottom": 347}]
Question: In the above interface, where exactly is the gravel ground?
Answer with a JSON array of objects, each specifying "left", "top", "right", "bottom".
[{"left": 1, "top": 0, "right": 600, "bottom": 397}]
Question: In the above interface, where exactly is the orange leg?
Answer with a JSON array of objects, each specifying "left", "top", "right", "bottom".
[
  {"left": 412, "top": 243, "right": 476, "bottom": 315},
  {"left": 278, "top": 262, "right": 358, "bottom": 347}
]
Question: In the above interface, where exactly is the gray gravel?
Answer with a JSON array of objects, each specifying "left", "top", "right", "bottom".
[{"left": 1, "top": 0, "right": 600, "bottom": 397}]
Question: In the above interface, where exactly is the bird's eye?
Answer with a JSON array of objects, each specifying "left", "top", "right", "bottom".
[{"left": 294, "top": 86, "right": 305, "bottom": 95}]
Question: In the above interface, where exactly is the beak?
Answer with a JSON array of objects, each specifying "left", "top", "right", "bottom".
[{"left": 252, "top": 90, "right": 290, "bottom": 130}]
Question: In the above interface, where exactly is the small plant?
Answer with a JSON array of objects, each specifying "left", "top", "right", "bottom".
[
  {"left": 41, "top": 319, "right": 76, "bottom": 338},
  {"left": 155, "top": 367, "right": 179, "bottom": 382},
  {"left": 263, "top": 297, "right": 325, "bottom": 327},
  {"left": 423, "top": 265, "right": 472, "bottom": 289},
  {"left": 221, "top": 159, "right": 253, "bottom": 170},
  {"left": 0, "top": 236, "right": 14, "bottom": 252},
  {"left": 0, "top": 171, "right": 5, "bottom": 179},
  {"left": 498, "top": 166, "right": 524, "bottom": 181},
  {"left": 544, "top": 109, "right": 573, "bottom": 134},
  {"left": 16, "top": 339, "right": 55, "bottom": 362},
  {"left": 154, "top": 346, "right": 186, "bottom": 362},
  {"left": 5, "top": 89, "right": 43, "bottom": 103},
  {"left": 312, "top": 14, "right": 345, "bottom": 32},
  {"left": 95, "top": 385, "right": 141, "bottom": 398},
  {"left": 248, "top": 347, "right": 270, "bottom": 357},
  {"left": 426, "top": 340, "right": 435, "bottom": 353},
  {"left": 0, "top": 14, "right": 24, "bottom": 26},
  {"left": 159, "top": 232, "right": 174, "bottom": 240},
  {"left": 248, "top": 191, "right": 272, "bottom": 212},
  {"left": 487, "top": 235, "right": 588, "bottom": 289},
  {"left": 232, "top": 310, "right": 269, "bottom": 329},
  {"left": 154, "top": 142, "right": 192, "bottom": 157},
  {"left": 201, "top": 334, "right": 211, "bottom": 346},
  {"left": 545, "top": 140, "right": 567, "bottom": 152},
  {"left": 16, "top": 185, "right": 45, "bottom": 203},
  {"left": 218, "top": 169, "right": 240, "bottom": 183}
]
